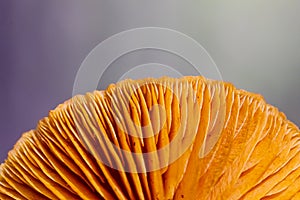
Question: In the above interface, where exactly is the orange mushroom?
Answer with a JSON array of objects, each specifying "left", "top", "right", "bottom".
[{"left": 0, "top": 76, "right": 299, "bottom": 199}]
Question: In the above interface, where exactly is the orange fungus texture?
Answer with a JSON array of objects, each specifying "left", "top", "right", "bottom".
[{"left": 0, "top": 76, "right": 300, "bottom": 199}]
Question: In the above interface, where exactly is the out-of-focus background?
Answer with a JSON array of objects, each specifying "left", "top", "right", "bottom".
[{"left": 1, "top": 0, "right": 300, "bottom": 162}]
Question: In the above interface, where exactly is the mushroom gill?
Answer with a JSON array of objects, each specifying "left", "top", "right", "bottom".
[{"left": 1, "top": 76, "right": 300, "bottom": 200}]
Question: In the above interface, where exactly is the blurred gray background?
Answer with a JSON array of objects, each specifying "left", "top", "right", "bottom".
[{"left": 1, "top": 0, "right": 300, "bottom": 162}]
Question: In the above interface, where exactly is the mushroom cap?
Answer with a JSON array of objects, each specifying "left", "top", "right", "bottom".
[{"left": 1, "top": 76, "right": 300, "bottom": 199}]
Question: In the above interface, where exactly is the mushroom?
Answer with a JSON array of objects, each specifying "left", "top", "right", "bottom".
[{"left": 1, "top": 76, "right": 300, "bottom": 199}]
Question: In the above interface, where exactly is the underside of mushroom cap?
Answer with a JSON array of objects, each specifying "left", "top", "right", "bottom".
[{"left": 1, "top": 76, "right": 300, "bottom": 200}]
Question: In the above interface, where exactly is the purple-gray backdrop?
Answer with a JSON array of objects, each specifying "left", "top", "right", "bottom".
[{"left": 1, "top": 1, "right": 300, "bottom": 162}]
